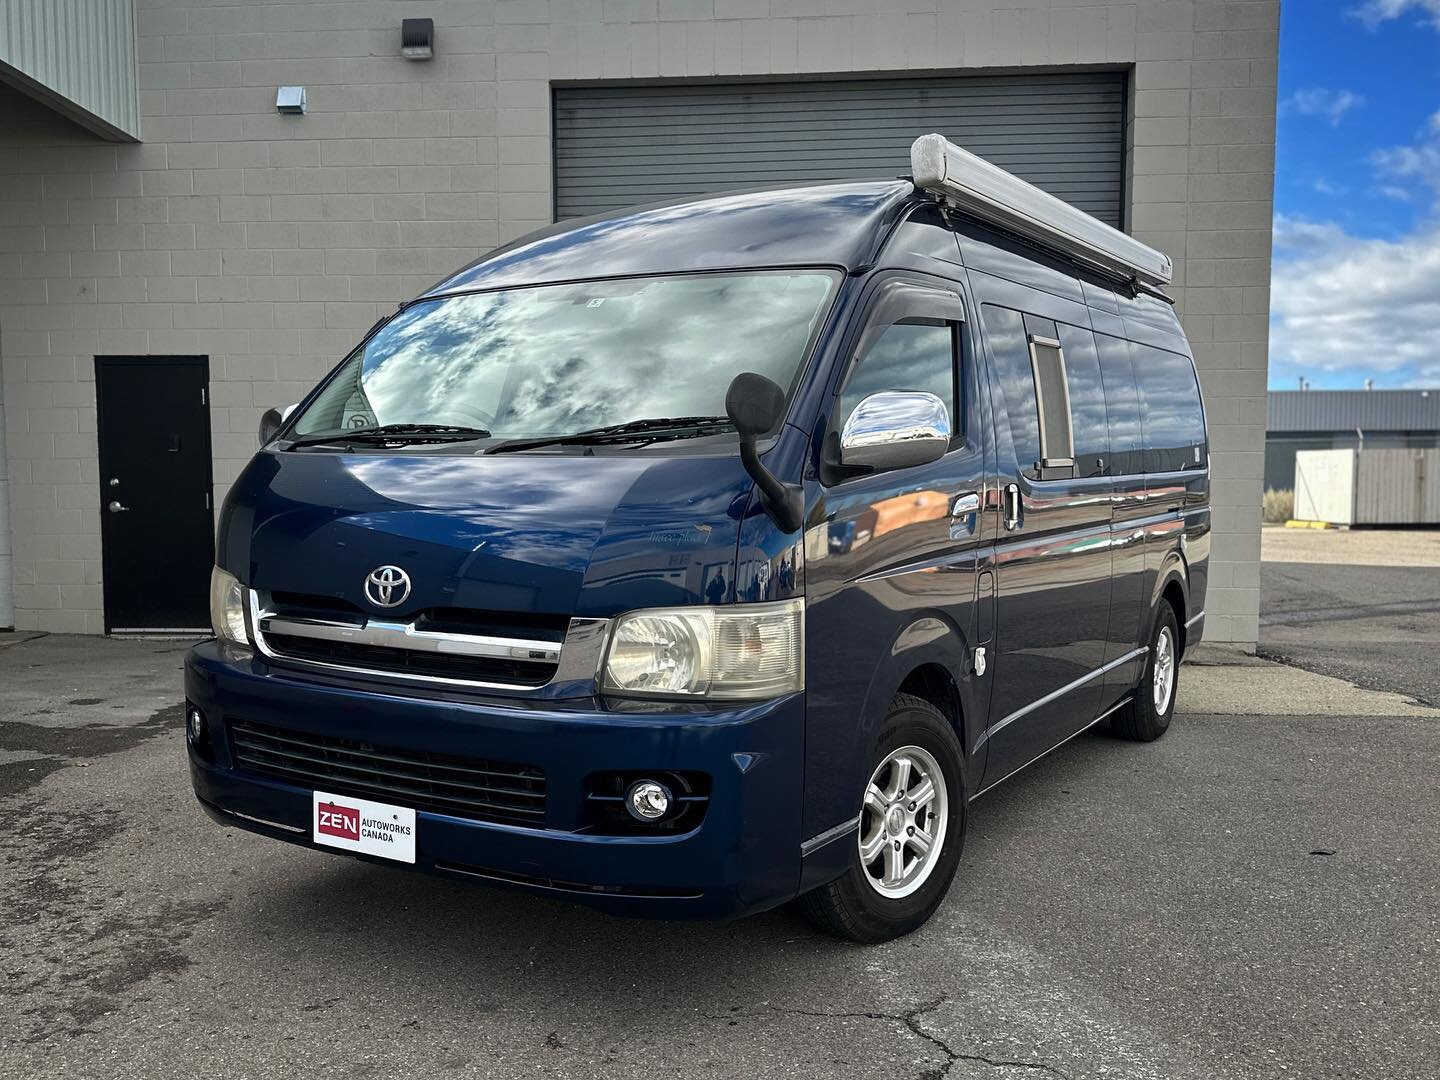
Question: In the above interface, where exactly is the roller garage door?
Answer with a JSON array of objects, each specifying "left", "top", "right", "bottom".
[{"left": 553, "top": 72, "right": 1127, "bottom": 225}]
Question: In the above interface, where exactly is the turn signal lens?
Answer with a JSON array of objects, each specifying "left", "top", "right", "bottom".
[
  {"left": 602, "top": 599, "right": 803, "bottom": 699},
  {"left": 209, "top": 566, "right": 250, "bottom": 646}
]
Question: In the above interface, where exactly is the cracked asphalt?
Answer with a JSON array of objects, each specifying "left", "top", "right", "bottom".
[{"left": 2, "top": 604, "right": 1439, "bottom": 1079}]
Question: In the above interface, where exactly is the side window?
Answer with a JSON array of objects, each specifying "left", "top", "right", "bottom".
[
  {"left": 1028, "top": 332, "right": 1074, "bottom": 472},
  {"left": 981, "top": 305, "right": 1041, "bottom": 476},
  {"left": 1133, "top": 344, "right": 1207, "bottom": 472},
  {"left": 836, "top": 321, "right": 957, "bottom": 438},
  {"left": 1095, "top": 333, "right": 1142, "bottom": 476},
  {"left": 1056, "top": 324, "right": 1109, "bottom": 478},
  {"left": 982, "top": 305, "right": 1083, "bottom": 480}
]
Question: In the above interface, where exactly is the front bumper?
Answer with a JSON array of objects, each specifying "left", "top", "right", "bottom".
[{"left": 185, "top": 642, "right": 805, "bottom": 919}]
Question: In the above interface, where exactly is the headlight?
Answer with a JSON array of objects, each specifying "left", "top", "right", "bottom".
[
  {"left": 602, "top": 599, "right": 803, "bottom": 699},
  {"left": 209, "top": 566, "right": 250, "bottom": 647}
]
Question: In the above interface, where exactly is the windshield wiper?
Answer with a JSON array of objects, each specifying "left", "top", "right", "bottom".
[
  {"left": 287, "top": 423, "right": 492, "bottom": 449},
  {"left": 485, "top": 416, "right": 735, "bottom": 455}
]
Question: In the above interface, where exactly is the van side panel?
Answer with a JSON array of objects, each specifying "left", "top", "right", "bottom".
[
  {"left": 1120, "top": 298, "right": 1211, "bottom": 649},
  {"left": 1093, "top": 330, "right": 1151, "bottom": 704},
  {"left": 967, "top": 267, "right": 1116, "bottom": 787}
]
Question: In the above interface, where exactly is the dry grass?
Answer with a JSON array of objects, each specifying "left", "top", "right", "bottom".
[{"left": 1262, "top": 488, "right": 1294, "bottom": 524}]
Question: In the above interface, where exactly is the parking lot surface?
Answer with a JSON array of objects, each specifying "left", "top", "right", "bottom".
[
  {"left": 1261, "top": 526, "right": 1440, "bottom": 706},
  {"left": 2, "top": 629, "right": 1438, "bottom": 1080}
]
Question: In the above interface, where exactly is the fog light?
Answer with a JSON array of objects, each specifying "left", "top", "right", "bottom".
[
  {"left": 186, "top": 705, "right": 205, "bottom": 743},
  {"left": 625, "top": 780, "right": 671, "bottom": 822}
]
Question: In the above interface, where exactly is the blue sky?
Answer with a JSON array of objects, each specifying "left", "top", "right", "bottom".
[{"left": 1268, "top": 1, "right": 1440, "bottom": 388}]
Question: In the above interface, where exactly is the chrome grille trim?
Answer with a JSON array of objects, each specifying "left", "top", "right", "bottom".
[
  {"left": 248, "top": 590, "right": 609, "bottom": 691},
  {"left": 259, "top": 613, "right": 561, "bottom": 663}
]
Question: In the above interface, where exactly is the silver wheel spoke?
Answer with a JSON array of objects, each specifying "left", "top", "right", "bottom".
[
  {"left": 907, "top": 827, "right": 933, "bottom": 857},
  {"left": 882, "top": 842, "right": 903, "bottom": 886},
  {"left": 864, "top": 784, "right": 888, "bottom": 818},
  {"left": 908, "top": 776, "right": 936, "bottom": 810},
  {"left": 859, "top": 828, "right": 886, "bottom": 865},
  {"left": 884, "top": 756, "right": 912, "bottom": 800}
]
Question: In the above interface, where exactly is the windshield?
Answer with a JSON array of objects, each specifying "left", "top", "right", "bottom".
[{"left": 286, "top": 270, "right": 840, "bottom": 444}]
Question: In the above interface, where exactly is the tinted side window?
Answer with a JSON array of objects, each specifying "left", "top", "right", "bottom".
[
  {"left": 981, "top": 305, "right": 1041, "bottom": 476},
  {"left": 837, "top": 321, "right": 956, "bottom": 436},
  {"left": 1057, "top": 324, "right": 1109, "bottom": 478},
  {"left": 1132, "top": 344, "right": 1206, "bottom": 472},
  {"left": 1095, "top": 332, "right": 1142, "bottom": 476}
]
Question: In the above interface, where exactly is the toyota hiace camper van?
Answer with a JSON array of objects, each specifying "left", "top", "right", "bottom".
[{"left": 187, "top": 135, "right": 1209, "bottom": 942}]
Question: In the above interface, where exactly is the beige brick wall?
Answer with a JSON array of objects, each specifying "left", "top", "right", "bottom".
[{"left": 0, "top": 0, "right": 1276, "bottom": 641}]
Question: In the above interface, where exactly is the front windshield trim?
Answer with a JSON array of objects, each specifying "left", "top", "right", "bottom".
[{"left": 277, "top": 265, "right": 846, "bottom": 449}]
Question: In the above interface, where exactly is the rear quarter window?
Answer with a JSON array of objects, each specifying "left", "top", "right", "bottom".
[
  {"left": 1095, "top": 332, "right": 1143, "bottom": 476},
  {"left": 1132, "top": 344, "right": 1206, "bottom": 472},
  {"left": 1056, "top": 324, "right": 1108, "bottom": 478}
]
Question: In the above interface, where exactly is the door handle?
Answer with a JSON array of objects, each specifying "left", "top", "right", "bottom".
[
  {"left": 1002, "top": 484, "right": 1021, "bottom": 531},
  {"left": 108, "top": 500, "right": 130, "bottom": 513},
  {"left": 950, "top": 491, "right": 981, "bottom": 538},
  {"left": 951, "top": 492, "right": 980, "bottom": 517}
]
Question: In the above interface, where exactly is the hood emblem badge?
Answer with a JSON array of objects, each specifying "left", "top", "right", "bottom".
[{"left": 364, "top": 565, "right": 412, "bottom": 609}]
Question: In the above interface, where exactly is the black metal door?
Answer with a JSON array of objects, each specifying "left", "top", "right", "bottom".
[{"left": 95, "top": 356, "right": 215, "bottom": 632}]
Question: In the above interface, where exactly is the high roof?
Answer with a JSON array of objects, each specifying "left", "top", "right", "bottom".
[
  {"left": 421, "top": 180, "right": 918, "bottom": 298},
  {"left": 1268, "top": 390, "right": 1440, "bottom": 433}
]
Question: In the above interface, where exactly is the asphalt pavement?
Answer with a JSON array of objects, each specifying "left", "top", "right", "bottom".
[
  {"left": 2, "top": 600, "right": 1438, "bottom": 1078},
  {"left": 1261, "top": 526, "right": 1440, "bottom": 706}
]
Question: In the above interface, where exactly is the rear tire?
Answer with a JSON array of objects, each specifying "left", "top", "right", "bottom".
[
  {"left": 800, "top": 693, "right": 965, "bottom": 943},
  {"left": 1111, "top": 603, "right": 1180, "bottom": 742}
]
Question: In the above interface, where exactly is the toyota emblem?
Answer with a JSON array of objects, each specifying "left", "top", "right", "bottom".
[{"left": 364, "top": 565, "right": 411, "bottom": 608}]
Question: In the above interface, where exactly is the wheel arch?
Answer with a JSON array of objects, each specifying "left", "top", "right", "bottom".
[
  {"left": 853, "top": 612, "right": 980, "bottom": 793},
  {"left": 1153, "top": 561, "right": 1189, "bottom": 655}
]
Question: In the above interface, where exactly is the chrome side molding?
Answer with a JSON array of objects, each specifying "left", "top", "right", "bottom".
[{"left": 975, "top": 646, "right": 1148, "bottom": 751}]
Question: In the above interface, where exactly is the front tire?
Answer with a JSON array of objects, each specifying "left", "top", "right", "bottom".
[
  {"left": 800, "top": 693, "right": 965, "bottom": 943},
  {"left": 1111, "top": 603, "right": 1180, "bottom": 742}
]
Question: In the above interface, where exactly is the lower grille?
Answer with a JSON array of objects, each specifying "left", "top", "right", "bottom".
[{"left": 230, "top": 720, "right": 546, "bottom": 827}]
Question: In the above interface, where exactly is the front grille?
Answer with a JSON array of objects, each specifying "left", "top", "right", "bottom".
[
  {"left": 230, "top": 720, "right": 546, "bottom": 827},
  {"left": 264, "top": 632, "right": 557, "bottom": 685},
  {"left": 253, "top": 591, "right": 567, "bottom": 688}
]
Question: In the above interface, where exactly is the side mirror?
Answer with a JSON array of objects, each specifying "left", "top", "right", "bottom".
[
  {"left": 840, "top": 391, "right": 951, "bottom": 472},
  {"left": 258, "top": 403, "right": 298, "bottom": 446},
  {"left": 725, "top": 373, "right": 804, "bottom": 533},
  {"left": 725, "top": 371, "right": 786, "bottom": 437}
]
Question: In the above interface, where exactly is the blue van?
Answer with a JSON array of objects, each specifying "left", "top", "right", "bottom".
[{"left": 186, "top": 136, "right": 1209, "bottom": 942}]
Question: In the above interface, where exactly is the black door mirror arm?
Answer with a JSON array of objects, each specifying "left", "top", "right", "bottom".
[
  {"left": 726, "top": 372, "right": 805, "bottom": 534},
  {"left": 737, "top": 433, "right": 805, "bottom": 534}
]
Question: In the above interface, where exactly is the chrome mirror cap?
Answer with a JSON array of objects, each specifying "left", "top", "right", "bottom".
[{"left": 839, "top": 391, "right": 951, "bottom": 472}]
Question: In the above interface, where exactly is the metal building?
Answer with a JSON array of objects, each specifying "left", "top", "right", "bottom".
[{"left": 1266, "top": 390, "right": 1440, "bottom": 492}]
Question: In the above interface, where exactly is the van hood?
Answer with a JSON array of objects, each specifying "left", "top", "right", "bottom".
[{"left": 218, "top": 449, "right": 756, "bottom": 619}]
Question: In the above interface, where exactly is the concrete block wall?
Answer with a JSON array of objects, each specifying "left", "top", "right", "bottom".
[{"left": 0, "top": 0, "right": 1277, "bottom": 640}]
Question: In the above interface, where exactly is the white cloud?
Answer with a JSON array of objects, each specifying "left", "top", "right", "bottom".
[
  {"left": 1351, "top": 0, "right": 1440, "bottom": 28},
  {"left": 1271, "top": 215, "right": 1440, "bottom": 386},
  {"left": 1370, "top": 110, "right": 1440, "bottom": 204},
  {"left": 1283, "top": 88, "right": 1366, "bottom": 126}
]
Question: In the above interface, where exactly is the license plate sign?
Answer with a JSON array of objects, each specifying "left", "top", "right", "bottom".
[{"left": 312, "top": 790, "right": 416, "bottom": 863}]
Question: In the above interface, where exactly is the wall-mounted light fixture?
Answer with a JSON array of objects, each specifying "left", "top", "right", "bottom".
[
  {"left": 401, "top": 18, "right": 434, "bottom": 60},
  {"left": 276, "top": 86, "right": 307, "bottom": 115}
]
